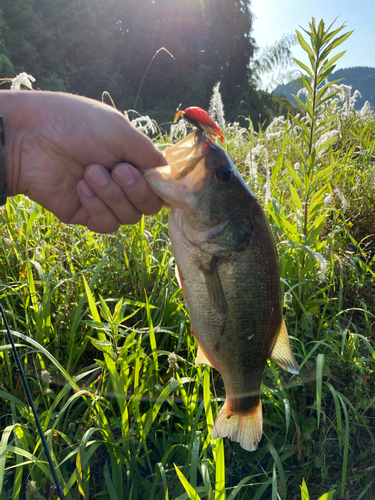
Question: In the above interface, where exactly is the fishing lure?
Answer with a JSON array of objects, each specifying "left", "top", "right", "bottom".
[{"left": 174, "top": 106, "right": 225, "bottom": 144}]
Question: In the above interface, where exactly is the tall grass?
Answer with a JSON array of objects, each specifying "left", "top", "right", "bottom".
[{"left": 1, "top": 17, "right": 375, "bottom": 500}]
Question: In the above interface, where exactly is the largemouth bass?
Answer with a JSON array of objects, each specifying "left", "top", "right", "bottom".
[{"left": 143, "top": 130, "right": 299, "bottom": 452}]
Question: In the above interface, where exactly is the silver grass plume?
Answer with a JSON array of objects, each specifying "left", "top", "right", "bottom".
[
  {"left": 11, "top": 72, "right": 35, "bottom": 90},
  {"left": 209, "top": 82, "right": 225, "bottom": 129}
]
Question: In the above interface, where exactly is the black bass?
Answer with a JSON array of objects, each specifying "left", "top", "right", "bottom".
[{"left": 142, "top": 130, "right": 299, "bottom": 451}]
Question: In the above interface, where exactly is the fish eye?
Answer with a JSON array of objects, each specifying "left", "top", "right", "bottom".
[{"left": 215, "top": 165, "right": 232, "bottom": 183}]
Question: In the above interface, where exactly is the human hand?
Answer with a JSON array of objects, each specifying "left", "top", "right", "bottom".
[{"left": 1, "top": 91, "right": 166, "bottom": 233}]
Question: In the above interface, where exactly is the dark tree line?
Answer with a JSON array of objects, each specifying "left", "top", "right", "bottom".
[{"left": 0, "top": 0, "right": 297, "bottom": 127}]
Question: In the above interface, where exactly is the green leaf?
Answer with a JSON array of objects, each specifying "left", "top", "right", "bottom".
[
  {"left": 227, "top": 476, "right": 253, "bottom": 500},
  {"left": 316, "top": 354, "right": 325, "bottom": 428},
  {"left": 318, "top": 491, "right": 336, "bottom": 500},
  {"left": 324, "top": 50, "right": 346, "bottom": 69},
  {"left": 286, "top": 140, "right": 307, "bottom": 172},
  {"left": 326, "top": 383, "right": 342, "bottom": 452},
  {"left": 0, "top": 425, "right": 18, "bottom": 492},
  {"left": 291, "top": 93, "right": 309, "bottom": 113},
  {"left": 268, "top": 443, "right": 286, "bottom": 500},
  {"left": 214, "top": 438, "right": 226, "bottom": 500},
  {"left": 289, "top": 183, "right": 303, "bottom": 213},
  {"left": 338, "top": 394, "right": 350, "bottom": 497},
  {"left": 293, "top": 58, "right": 313, "bottom": 78},
  {"left": 83, "top": 276, "right": 101, "bottom": 323},
  {"left": 296, "top": 30, "right": 314, "bottom": 58},
  {"left": 104, "top": 461, "right": 120, "bottom": 500},
  {"left": 301, "top": 74, "right": 313, "bottom": 100},
  {"left": 301, "top": 479, "right": 310, "bottom": 500},
  {"left": 174, "top": 465, "right": 201, "bottom": 500}
]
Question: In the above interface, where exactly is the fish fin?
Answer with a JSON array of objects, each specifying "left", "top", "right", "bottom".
[
  {"left": 269, "top": 319, "right": 299, "bottom": 374},
  {"left": 201, "top": 257, "right": 229, "bottom": 319},
  {"left": 175, "top": 265, "right": 188, "bottom": 304},
  {"left": 211, "top": 399, "right": 262, "bottom": 452},
  {"left": 195, "top": 343, "right": 213, "bottom": 366}
]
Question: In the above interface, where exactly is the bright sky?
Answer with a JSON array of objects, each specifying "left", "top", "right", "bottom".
[{"left": 251, "top": 0, "right": 375, "bottom": 88}]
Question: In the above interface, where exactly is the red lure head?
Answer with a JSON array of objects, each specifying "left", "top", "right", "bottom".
[{"left": 174, "top": 106, "right": 225, "bottom": 144}]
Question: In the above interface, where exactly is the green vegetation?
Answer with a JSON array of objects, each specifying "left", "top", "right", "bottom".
[
  {"left": 274, "top": 66, "right": 375, "bottom": 110},
  {"left": 0, "top": 0, "right": 299, "bottom": 127},
  {"left": 1, "top": 17, "right": 375, "bottom": 500}
]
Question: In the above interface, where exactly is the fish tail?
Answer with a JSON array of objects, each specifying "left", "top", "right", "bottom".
[{"left": 211, "top": 399, "right": 262, "bottom": 452}]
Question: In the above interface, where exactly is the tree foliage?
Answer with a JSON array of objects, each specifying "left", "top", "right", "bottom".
[{"left": 0, "top": 0, "right": 296, "bottom": 126}]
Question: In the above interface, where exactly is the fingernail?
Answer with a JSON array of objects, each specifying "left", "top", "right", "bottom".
[
  {"left": 113, "top": 164, "right": 135, "bottom": 187},
  {"left": 80, "top": 180, "right": 94, "bottom": 196},
  {"left": 87, "top": 164, "right": 109, "bottom": 187}
]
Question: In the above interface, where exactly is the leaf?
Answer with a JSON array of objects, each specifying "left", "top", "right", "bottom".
[
  {"left": 289, "top": 183, "right": 303, "bottom": 213},
  {"left": 83, "top": 276, "right": 101, "bottom": 323},
  {"left": 318, "top": 491, "right": 336, "bottom": 500},
  {"left": 301, "top": 75, "right": 313, "bottom": 100},
  {"left": 295, "top": 30, "right": 314, "bottom": 58},
  {"left": 293, "top": 58, "right": 313, "bottom": 78},
  {"left": 316, "top": 354, "right": 325, "bottom": 428},
  {"left": 285, "top": 156, "right": 304, "bottom": 189},
  {"left": 324, "top": 50, "right": 346, "bottom": 70},
  {"left": 268, "top": 443, "right": 286, "bottom": 500},
  {"left": 174, "top": 465, "right": 201, "bottom": 500},
  {"left": 227, "top": 475, "right": 253, "bottom": 500},
  {"left": 291, "top": 93, "right": 309, "bottom": 114},
  {"left": 301, "top": 479, "right": 310, "bottom": 500},
  {"left": 338, "top": 394, "right": 350, "bottom": 497},
  {"left": 103, "top": 462, "right": 120, "bottom": 500},
  {"left": 214, "top": 437, "right": 225, "bottom": 500},
  {"left": 0, "top": 425, "right": 18, "bottom": 492}
]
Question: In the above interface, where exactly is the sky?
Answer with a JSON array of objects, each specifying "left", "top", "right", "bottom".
[{"left": 251, "top": 0, "right": 375, "bottom": 89}]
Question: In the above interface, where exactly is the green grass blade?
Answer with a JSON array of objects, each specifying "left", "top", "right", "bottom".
[
  {"left": 268, "top": 442, "right": 286, "bottom": 500},
  {"left": 174, "top": 464, "right": 201, "bottom": 500},
  {"left": 337, "top": 394, "right": 349, "bottom": 498},
  {"left": 301, "top": 479, "right": 309, "bottom": 500},
  {"left": 316, "top": 353, "right": 325, "bottom": 428},
  {"left": 103, "top": 461, "right": 120, "bottom": 500},
  {"left": 214, "top": 437, "right": 225, "bottom": 500}
]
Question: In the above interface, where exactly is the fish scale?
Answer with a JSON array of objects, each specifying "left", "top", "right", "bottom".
[{"left": 142, "top": 129, "right": 299, "bottom": 451}]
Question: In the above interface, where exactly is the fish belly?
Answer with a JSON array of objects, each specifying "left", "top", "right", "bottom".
[{"left": 169, "top": 210, "right": 282, "bottom": 451}]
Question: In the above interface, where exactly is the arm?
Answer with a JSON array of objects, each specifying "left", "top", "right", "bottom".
[{"left": 0, "top": 90, "right": 166, "bottom": 233}]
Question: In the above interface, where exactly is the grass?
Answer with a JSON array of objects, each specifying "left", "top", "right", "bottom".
[{"left": 0, "top": 17, "right": 375, "bottom": 500}]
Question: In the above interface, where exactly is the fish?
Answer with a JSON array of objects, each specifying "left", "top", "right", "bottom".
[
  {"left": 174, "top": 106, "right": 225, "bottom": 144},
  {"left": 142, "top": 129, "right": 299, "bottom": 452}
]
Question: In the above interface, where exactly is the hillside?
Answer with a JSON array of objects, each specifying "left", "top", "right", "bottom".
[{"left": 274, "top": 66, "right": 375, "bottom": 109}]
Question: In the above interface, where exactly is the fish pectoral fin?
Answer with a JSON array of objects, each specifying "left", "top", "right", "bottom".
[
  {"left": 195, "top": 343, "right": 213, "bottom": 367},
  {"left": 201, "top": 256, "right": 229, "bottom": 319},
  {"left": 269, "top": 319, "right": 299, "bottom": 374},
  {"left": 175, "top": 264, "right": 188, "bottom": 304}
]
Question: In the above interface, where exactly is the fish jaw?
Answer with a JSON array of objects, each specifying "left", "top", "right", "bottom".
[{"left": 142, "top": 144, "right": 210, "bottom": 209}]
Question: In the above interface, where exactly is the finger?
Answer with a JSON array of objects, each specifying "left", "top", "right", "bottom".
[
  {"left": 112, "top": 163, "right": 163, "bottom": 215},
  {"left": 75, "top": 180, "right": 121, "bottom": 233},
  {"left": 84, "top": 163, "right": 148, "bottom": 224},
  {"left": 119, "top": 121, "right": 168, "bottom": 170}
]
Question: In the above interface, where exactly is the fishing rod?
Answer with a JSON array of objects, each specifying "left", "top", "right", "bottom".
[{"left": 0, "top": 303, "right": 65, "bottom": 500}]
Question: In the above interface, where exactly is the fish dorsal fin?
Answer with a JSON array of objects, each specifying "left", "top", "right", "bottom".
[
  {"left": 269, "top": 319, "right": 299, "bottom": 374},
  {"left": 201, "top": 257, "right": 229, "bottom": 319},
  {"left": 195, "top": 343, "right": 213, "bottom": 367}
]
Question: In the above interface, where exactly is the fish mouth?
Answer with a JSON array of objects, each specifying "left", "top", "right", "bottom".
[{"left": 142, "top": 130, "right": 211, "bottom": 206}]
